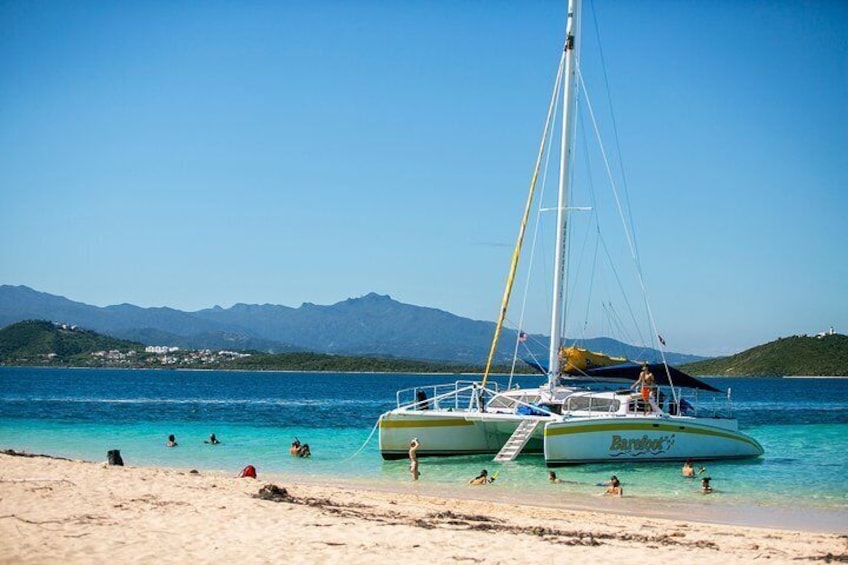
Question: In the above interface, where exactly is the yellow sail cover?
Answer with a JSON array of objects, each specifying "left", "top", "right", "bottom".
[{"left": 560, "top": 346, "right": 628, "bottom": 374}]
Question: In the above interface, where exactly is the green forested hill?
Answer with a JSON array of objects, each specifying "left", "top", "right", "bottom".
[
  {"left": 0, "top": 319, "right": 521, "bottom": 373},
  {"left": 682, "top": 333, "right": 848, "bottom": 377},
  {"left": 0, "top": 320, "right": 143, "bottom": 365}
]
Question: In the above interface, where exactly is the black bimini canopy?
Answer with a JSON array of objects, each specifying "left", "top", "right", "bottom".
[{"left": 581, "top": 363, "right": 721, "bottom": 393}]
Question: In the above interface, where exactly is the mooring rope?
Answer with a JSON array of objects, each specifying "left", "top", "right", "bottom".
[{"left": 342, "top": 416, "right": 381, "bottom": 461}]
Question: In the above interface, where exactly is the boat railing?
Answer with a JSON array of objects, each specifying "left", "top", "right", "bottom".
[
  {"left": 395, "top": 381, "right": 501, "bottom": 411},
  {"left": 663, "top": 388, "right": 735, "bottom": 419},
  {"left": 395, "top": 381, "right": 559, "bottom": 416}
]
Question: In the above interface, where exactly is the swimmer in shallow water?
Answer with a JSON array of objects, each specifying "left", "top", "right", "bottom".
[
  {"left": 469, "top": 469, "right": 493, "bottom": 485},
  {"left": 603, "top": 475, "right": 622, "bottom": 497}
]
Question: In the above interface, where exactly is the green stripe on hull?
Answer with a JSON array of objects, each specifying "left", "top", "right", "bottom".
[{"left": 379, "top": 418, "right": 475, "bottom": 428}]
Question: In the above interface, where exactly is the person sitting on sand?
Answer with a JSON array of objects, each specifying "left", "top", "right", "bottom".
[
  {"left": 548, "top": 471, "right": 562, "bottom": 484},
  {"left": 469, "top": 469, "right": 493, "bottom": 485},
  {"left": 409, "top": 438, "right": 420, "bottom": 481},
  {"left": 290, "top": 439, "right": 302, "bottom": 456},
  {"left": 166, "top": 434, "right": 178, "bottom": 447},
  {"left": 603, "top": 475, "right": 622, "bottom": 496},
  {"left": 206, "top": 433, "right": 220, "bottom": 445},
  {"left": 701, "top": 477, "right": 713, "bottom": 494}
]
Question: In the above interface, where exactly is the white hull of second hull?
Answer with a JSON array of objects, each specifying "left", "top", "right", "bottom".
[
  {"left": 544, "top": 416, "right": 764, "bottom": 465},
  {"left": 378, "top": 410, "right": 545, "bottom": 460}
]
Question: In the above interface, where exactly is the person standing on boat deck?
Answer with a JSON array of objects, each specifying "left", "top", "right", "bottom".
[
  {"left": 408, "top": 438, "right": 420, "bottom": 481},
  {"left": 472, "top": 383, "right": 486, "bottom": 412},
  {"left": 631, "top": 363, "right": 655, "bottom": 413},
  {"left": 416, "top": 389, "right": 429, "bottom": 410}
]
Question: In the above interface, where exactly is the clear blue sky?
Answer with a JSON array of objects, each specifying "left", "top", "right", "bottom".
[{"left": 1, "top": 1, "right": 845, "bottom": 356}]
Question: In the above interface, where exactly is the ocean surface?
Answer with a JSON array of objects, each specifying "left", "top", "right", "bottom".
[{"left": 1, "top": 367, "right": 846, "bottom": 530}]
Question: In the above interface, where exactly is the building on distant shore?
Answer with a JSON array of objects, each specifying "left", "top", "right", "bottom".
[{"left": 144, "top": 345, "right": 180, "bottom": 354}]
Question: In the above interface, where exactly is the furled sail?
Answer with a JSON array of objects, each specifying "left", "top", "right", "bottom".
[{"left": 560, "top": 346, "right": 628, "bottom": 374}]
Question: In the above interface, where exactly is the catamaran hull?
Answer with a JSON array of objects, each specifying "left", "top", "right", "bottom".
[
  {"left": 544, "top": 417, "right": 764, "bottom": 466},
  {"left": 378, "top": 411, "right": 544, "bottom": 460}
]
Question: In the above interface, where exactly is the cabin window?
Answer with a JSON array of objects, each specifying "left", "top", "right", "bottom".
[
  {"left": 488, "top": 394, "right": 541, "bottom": 410},
  {"left": 566, "top": 397, "right": 620, "bottom": 412}
]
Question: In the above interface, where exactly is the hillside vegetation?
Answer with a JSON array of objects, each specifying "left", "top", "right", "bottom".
[
  {"left": 0, "top": 320, "right": 142, "bottom": 364},
  {"left": 0, "top": 320, "right": 523, "bottom": 374},
  {"left": 682, "top": 334, "right": 848, "bottom": 377}
]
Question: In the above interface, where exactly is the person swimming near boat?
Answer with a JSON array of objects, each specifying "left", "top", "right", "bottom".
[
  {"left": 548, "top": 471, "right": 562, "bottom": 484},
  {"left": 205, "top": 433, "right": 220, "bottom": 445},
  {"left": 166, "top": 434, "right": 178, "bottom": 447},
  {"left": 290, "top": 438, "right": 302, "bottom": 456},
  {"left": 296, "top": 443, "right": 311, "bottom": 458},
  {"left": 631, "top": 363, "right": 656, "bottom": 413},
  {"left": 701, "top": 476, "right": 713, "bottom": 494},
  {"left": 469, "top": 469, "right": 494, "bottom": 485},
  {"left": 603, "top": 475, "right": 623, "bottom": 496},
  {"left": 682, "top": 459, "right": 706, "bottom": 477},
  {"left": 409, "top": 438, "right": 420, "bottom": 481}
]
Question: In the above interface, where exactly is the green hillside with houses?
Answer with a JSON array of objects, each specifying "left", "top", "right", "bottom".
[
  {"left": 0, "top": 320, "right": 142, "bottom": 365},
  {"left": 682, "top": 332, "right": 848, "bottom": 377},
  {"left": 0, "top": 319, "right": 521, "bottom": 374}
]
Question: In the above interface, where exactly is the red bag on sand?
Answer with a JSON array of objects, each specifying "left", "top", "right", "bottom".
[{"left": 238, "top": 465, "right": 257, "bottom": 478}]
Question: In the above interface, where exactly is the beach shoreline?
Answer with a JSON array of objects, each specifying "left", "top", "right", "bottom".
[
  {"left": 283, "top": 472, "right": 847, "bottom": 536},
  {"left": 1, "top": 451, "right": 844, "bottom": 564}
]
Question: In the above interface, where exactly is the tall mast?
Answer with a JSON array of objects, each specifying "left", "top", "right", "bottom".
[{"left": 548, "top": 0, "right": 580, "bottom": 384}]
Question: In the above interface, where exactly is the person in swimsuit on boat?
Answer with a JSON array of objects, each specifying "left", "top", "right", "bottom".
[{"left": 631, "top": 363, "right": 655, "bottom": 413}]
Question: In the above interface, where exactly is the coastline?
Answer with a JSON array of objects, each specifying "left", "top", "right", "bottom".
[{"left": 1, "top": 452, "right": 844, "bottom": 564}]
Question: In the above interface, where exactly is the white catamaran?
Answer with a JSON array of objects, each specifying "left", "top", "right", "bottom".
[{"left": 378, "top": 0, "right": 763, "bottom": 465}]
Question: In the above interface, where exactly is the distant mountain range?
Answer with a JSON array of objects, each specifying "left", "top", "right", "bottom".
[{"left": 0, "top": 285, "right": 703, "bottom": 366}]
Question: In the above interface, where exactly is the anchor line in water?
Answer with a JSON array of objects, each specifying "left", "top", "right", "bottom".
[{"left": 342, "top": 417, "right": 381, "bottom": 462}]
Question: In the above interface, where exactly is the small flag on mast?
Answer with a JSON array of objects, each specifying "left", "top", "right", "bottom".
[{"left": 658, "top": 334, "right": 666, "bottom": 346}]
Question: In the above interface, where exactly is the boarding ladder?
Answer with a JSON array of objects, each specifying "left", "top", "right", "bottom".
[{"left": 493, "top": 418, "right": 541, "bottom": 462}]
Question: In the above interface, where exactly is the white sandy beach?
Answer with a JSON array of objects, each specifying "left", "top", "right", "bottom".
[{"left": 0, "top": 452, "right": 845, "bottom": 564}]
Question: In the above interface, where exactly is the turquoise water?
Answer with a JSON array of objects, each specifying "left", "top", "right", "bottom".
[{"left": 1, "top": 367, "right": 846, "bottom": 519}]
